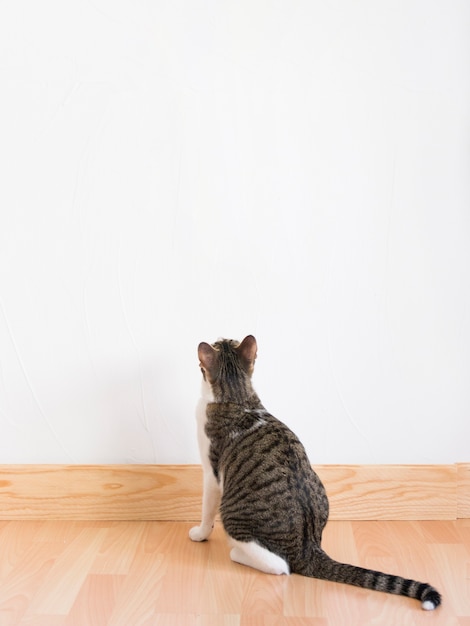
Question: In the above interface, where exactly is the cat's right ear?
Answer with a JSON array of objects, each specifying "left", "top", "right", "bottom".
[
  {"left": 237, "top": 335, "right": 257, "bottom": 364},
  {"left": 236, "top": 335, "right": 257, "bottom": 374},
  {"left": 198, "top": 342, "right": 216, "bottom": 373}
]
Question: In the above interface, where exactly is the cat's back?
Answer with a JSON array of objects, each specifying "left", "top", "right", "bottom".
[
  {"left": 207, "top": 401, "right": 306, "bottom": 468},
  {"left": 216, "top": 405, "right": 328, "bottom": 550},
  {"left": 210, "top": 403, "right": 322, "bottom": 503}
]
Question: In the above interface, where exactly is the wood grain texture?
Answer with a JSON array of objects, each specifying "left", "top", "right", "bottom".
[
  {"left": 0, "top": 464, "right": 464, "bottom": 522},
  {"left": 0, "top": 520, "right": 468, "bottom": 625},
  {"left": 315, "top": 464, "right": 457, "bottom": 520},
  {"left": 458, "top": 463, "right": 470, "bottom": 518},
  {"left": 0, "top": 465, "right": 202, "bottom": 521}
]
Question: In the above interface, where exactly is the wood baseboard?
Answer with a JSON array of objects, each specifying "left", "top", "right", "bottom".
[
  {"left": 458, "top": 462, "right": 470, "bottom": 518},
  {"left": 0, "top": 464, "right": 468, "bottom": 521}
]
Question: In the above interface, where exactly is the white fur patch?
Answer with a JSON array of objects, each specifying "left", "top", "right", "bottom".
[
  {"left": 421, "top": 600, "right": 436, "bottom": 611},
  {"left": 230, "top": 417, "right": 266, "bottom": 440},
  {"left": 230, "top": 539, "right": 289, "bottom": 575},
  {"left": 195, "top": 378, "right": 214, "bottom": 473},
  {"left": 189, "top": 525, "right": 211, "bottom": 542}
]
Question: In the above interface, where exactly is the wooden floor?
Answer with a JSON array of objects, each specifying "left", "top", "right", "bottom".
[{"left": 0, "top": 519, "right": 469, "bottom": 626}]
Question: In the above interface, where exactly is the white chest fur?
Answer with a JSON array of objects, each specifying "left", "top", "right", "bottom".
[{"left": 195, "top": 378, "right": 214, "bottom": 473}]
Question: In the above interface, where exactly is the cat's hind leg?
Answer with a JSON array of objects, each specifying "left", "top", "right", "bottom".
[{"left": 229, "top": 539, "right": 290, "bottom": 575}]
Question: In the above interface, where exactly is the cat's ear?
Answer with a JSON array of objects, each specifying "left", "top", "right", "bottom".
[
  {"left": 198, "top": 342, "right": 217, "bottom": 372},
  {"left": 237, "top": 335, "right": 257, "bottom": 370}
]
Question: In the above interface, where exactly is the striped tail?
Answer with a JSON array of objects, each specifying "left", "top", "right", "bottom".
[{"left": 309, "top": 549, "right": 441, "bottom": 610}]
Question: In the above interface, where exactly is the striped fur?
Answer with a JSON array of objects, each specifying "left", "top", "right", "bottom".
[{"left": 193, "top": 336, "right": 442, "bottom": 610}]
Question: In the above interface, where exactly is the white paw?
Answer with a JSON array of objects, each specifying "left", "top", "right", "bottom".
[
  {"left": 189, "top": 525, "right": 212, "bottom": 542},
  {"left": 230, "top": 542, "right": 290, "bottom": 575}
]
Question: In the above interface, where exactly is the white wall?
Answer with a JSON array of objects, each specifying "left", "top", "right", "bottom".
[{"left": 1, "top": 1, "right": 469, "bottom": 465}]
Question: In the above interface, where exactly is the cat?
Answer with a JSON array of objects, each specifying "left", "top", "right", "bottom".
[{"left": 189, "top": 335, "right": 442, "bottom": 611}]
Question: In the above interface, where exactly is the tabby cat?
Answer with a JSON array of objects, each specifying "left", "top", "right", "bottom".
[{"left": 189, "top": 335, "right": 441, "bottom": 610}]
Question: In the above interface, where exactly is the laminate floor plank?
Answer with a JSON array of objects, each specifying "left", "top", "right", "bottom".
[
  {"left": 27, "top": 528, "right": 108, "bottom": 617},
  {"left": 0, "top": 520, "right": 467, "bottom": 626},
  {"left": 90, "top": 522, "right": 147, "bottom": 576},
  {"left": 63, "top": 574, "right": 126, "bottom": 626}
]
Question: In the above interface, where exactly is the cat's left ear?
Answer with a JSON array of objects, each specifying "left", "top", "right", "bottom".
[
  {"left": 237, "top": 335, "right": 257, "bottom": 370},
  {"left": 198, "top": 342, "right": 217, "bottom": 372}
]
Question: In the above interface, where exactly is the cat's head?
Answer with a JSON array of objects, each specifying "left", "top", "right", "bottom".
[{"left": 198, "top": 335, "right": 258, "bottom": 402}]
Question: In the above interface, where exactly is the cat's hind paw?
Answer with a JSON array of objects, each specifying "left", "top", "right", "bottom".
[{"left": 189, "top": 524, "right": 213, "bottom": 542}]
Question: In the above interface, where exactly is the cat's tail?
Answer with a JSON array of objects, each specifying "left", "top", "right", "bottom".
[{"left": 307, "top": 548, "right": 441, "bottom": 610}]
